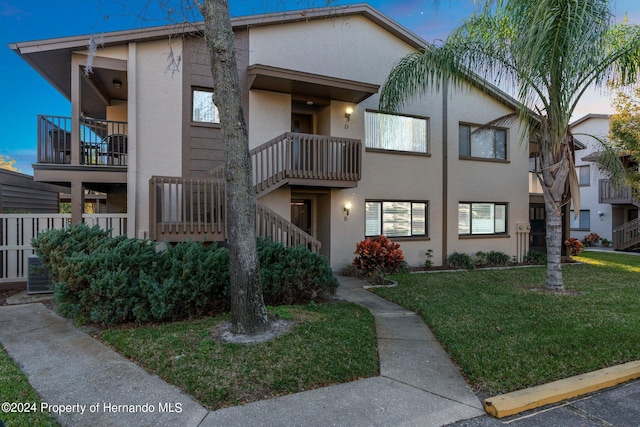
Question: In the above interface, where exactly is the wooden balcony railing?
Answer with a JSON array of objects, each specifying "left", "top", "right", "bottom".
[
  {"left": 37, "top": 115, "right": 128, "bottom": 167},
  {"left": 251, "top": 132, "right": 361, "bottom": 196},
  {"left": 149, "top": 176, "right": 320, "bottom": 253},
  {"left": 599, "top": 179, "right": 640, "bottom": 207},
  {"left": 149, "top": 176, "right": 226, "bottom": 242},
  {"left": 613, "top": 218, "right": 640, "bottom": 250}
]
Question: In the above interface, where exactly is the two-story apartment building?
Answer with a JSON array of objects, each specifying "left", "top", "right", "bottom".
[
  {"left": 10, "top": 4, "right": 532, "bottom": 268},
  {"left": 570, "top": 113, "right": 640, "bottom": 250}
]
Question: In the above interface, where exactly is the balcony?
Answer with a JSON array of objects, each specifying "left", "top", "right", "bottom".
[
  {"left": 598, "top": 179, "right": 640, "bottom": 207},
  {"left": 37, "top": 115, "right": 128, "bottom": 167},
  {"left": 251, "top": 132, "right": 361, "bottom": 196}
]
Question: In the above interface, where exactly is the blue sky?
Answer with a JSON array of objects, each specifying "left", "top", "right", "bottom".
[{"left": 2, "top": 0, "right": 640, "bottom": 174}]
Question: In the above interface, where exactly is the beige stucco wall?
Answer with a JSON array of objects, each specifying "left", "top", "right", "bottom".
[
  {"left": 250, "top": 16, "right": 448, "bottom": 268},
  {"left": 248, "top": 90, "right": 290, "bottom": 149},
  {"left": 130, "top": 39, "right": 183, "bottom": 237},
  {"left": 246, "top": 13, "right": 529, "bottom": 269},
  {"left": 446, "top": 84, "right": 530, "bottom": 259}
]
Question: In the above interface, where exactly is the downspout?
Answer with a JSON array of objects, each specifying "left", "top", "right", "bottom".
[
  {"left": 127, "top": 42, "right": 138, "bottom": 239},
  {"left": 442, "top": 79, "right": 448, "bottom": 265}
]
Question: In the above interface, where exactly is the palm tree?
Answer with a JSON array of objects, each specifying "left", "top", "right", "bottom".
[{"left": 380, "top": 0, "right": 640, "bottom": 290}]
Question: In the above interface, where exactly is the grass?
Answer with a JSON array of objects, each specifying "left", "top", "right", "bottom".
[
  {"left": 99, "top": 301, "right": 378, "bottom": 410},
  {"left": 372, "top": 250, "right": 640, "bottom": 397},
  {"left": 0, "top": 345, "right": 58, "bottom": 427}
]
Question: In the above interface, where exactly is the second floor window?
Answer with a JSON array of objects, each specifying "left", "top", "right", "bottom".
[
  {"left": 578, "top": 165, "right": 590, "bottom": 186},
  {"left": 365, "top": 111, "right": 428, "bottom": 154},
  {"left": 192, "top": 89, "right": 220, "bottom": 124},
  {"left": 459, "top": 124, "right": 507, "bottom": 160}
]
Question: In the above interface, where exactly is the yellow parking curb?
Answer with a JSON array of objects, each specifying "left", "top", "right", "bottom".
[{"left": 483, "top": 360, "right": 640, "bottom": 418}]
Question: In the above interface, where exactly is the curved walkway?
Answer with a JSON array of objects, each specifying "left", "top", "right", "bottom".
[{"left": 0, "top": 276, "right": 483, "bottom": 426}]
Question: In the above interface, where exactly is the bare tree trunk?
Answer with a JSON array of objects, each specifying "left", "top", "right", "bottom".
[
  {"left": 198, "top": 0, "right": 269, "bottom": 334},
  {"left": 543, "top": 197, "right": 564, "bottom": 290},
  {"left": 540, "top": 141, "right": 572, "bottom": 292}
]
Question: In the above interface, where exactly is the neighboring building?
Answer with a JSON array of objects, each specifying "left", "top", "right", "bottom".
[
  {"left": 9, "top": 4, "right": 533, "bottom": 268},
  {"left": 0, "top": 169, "right": 64, "bottom": 213},
  {"left": 571, "top": 113, "right": 640, "bottom": 250}
]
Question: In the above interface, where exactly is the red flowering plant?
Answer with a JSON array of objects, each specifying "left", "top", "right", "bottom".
[
  {"left": 564, "top": 237, "right": 583, "bottom": 257},
  {"left": 352, "top": 235, "right": 404, "bottom": 285}
]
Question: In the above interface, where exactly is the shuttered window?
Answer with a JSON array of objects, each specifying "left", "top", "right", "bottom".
[
  {"left": 365, "top": 111, "right": 428, "bottom": 153},
  {"left": 458, "top": 202, "right": 508, "bottom": 235},
  {"left": 365, "top": 201, "right": 428, "bottom": 238}
]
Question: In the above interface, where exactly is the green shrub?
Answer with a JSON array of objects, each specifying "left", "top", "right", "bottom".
[
  {"left": 473, "top": 251, "right": 488, "bottom": 267},
  {"left": 447, "top": 252, "right": 474, "bottom": 270},
  {"left": 61, "top": 236, "right": 158, "bottom": 324},
  {"left": 258, "top": 239, "right": 338, "bottom": 305},
  {"left": 34, "top": 225, "right": 338, "bottom": 325},
  {"left": 485, "top": 251, "right": 512, "bottom": 266},
  {"left": 424, "top": 249, "right": 434, "bottom": 270},
  {"left": 523, "top": 249, "right": 547, "bottom": 265},
  {"left": 352, "top": 235, "right": 404, "bottom": 285},
  {"left": 31, "top": 224, "right": 112, "bottom": 282},
  {"left": 141, "top": 241, "right": 230, "bottom": 321}
]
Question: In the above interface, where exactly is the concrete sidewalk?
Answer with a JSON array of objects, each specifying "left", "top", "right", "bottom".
[{"left": 0, "top": 276, "right": 484, "bottom": 426}]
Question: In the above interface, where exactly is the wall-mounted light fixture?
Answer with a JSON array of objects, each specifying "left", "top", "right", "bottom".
[
  {"left": 113, "top": 79, "right": 122, "bottom": 89},
  {"left": 344, "top": 201, "right": 352, "bottom": 217},
  {"left": 598, "top": 210, "right": 605, "bottom": 220},
  {"left": 344, "top": 106, "right": 354, "bottom": 129}
]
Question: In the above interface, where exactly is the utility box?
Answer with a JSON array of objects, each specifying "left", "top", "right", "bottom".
[{"left": 27, "top": 255, "right": 54, "bottom": 294}]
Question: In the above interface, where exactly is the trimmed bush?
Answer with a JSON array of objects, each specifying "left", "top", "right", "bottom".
[
  {"left": 523, "top": 249, "right": 547, "bottom": 265},
  {"left": 258, "top": 238, "right": 338, "bottom": 305},
  {"left": 352, "top": 235, "right": 404, "bottom": 285},
  {"left": 447, "top": 252, "right": 474, "bottom": 270},
  {"left": 33, "top": 225, "right": 338, "bottom": 325},
  {"left": 485, "top": 251, "right": 511, "bottom": 266}
]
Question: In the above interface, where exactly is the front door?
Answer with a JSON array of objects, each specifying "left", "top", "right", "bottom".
[
  {"left": 291, "top": 199, "right": 312, "bottom": 235},
  {"left": 291, "top": 113, "right": 313, "bottom": 134}
]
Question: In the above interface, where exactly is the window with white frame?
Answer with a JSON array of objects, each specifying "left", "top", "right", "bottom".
[
  {"left": 570, "top": 209, "right": 590, "bottom": 230},
  {"left": 192, "top": 89, "right": 220, "bottom": 124},
  {"left": 458, "top": 202, "right": 507, "bottom": 235},
  {"left": 459, "top": 124, "right": 507, "bottom": 160},
  {"left": 578, "top": 165, "right": 590, "bottom": 186},
  {"left": 365, "top": 111, "right": 428, "bottom": 153},
  {"left": 365, "top": 201, "right": 427, "bottom": 238}
]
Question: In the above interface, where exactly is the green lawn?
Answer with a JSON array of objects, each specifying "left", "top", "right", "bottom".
[
  {"left": 373, "top": 250, "right": 640, "bottom": 396},
  {"left": 100, "top": 302, "right": 378, "bottom": 410},
  {"left": 0, "top": 345, "right": 58, "bottom": 427}
]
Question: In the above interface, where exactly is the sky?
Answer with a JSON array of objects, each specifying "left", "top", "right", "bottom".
[{"left": 2, "top": 0, "right": 640, "bottom": 174}]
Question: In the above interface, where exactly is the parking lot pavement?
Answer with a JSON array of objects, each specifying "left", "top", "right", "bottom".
[{"left": 446, "top": 379, "right": 640, "bottom": 427}]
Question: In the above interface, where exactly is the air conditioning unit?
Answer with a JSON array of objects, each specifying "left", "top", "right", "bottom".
[{"left": 27, "top": 255, "right": 54, "bottom": 294}]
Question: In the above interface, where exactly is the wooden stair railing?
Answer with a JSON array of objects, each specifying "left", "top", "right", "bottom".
[
  {"left": 149, "top": 176, "right": 320, "bottom": 253},
  {"left": 613, "top": 217, "right": 640, "bottom": 251}
]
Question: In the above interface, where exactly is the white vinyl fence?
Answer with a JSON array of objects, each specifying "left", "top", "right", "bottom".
[{"left": 0, "top": 213, "right": 127, "bottom": 283}]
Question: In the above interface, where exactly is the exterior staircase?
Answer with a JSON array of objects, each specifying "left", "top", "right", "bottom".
[
  {"left": 598, "top": 179, "right": 640, "bottom": 251},
  {"left": 149, "top": 132, "right": 362, "bottom": 253},
  {"left": 613, "top": 218, "right": 640, "bottom": 251}
]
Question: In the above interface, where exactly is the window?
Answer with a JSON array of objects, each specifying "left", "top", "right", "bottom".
[
  {"left": 459, "top": 124, "right": 507, "bottom": 160},
  {"left": 365, "top": 111, "right": 427, "bottom": 153},
  {"left": 570, "top": 210, "right": 590, "bottom": 230},
  {"left": 458, "top": 202, "right": 507, "bottom": 235},
  {"left": 365, "top": 201, "right": 427, "bottom": 238},
  {"left": 578, "top": 165, "right": 590, "bottom": 186},
  {"left": 192, "top": 89, "right": 220, "bottom": 124}
]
